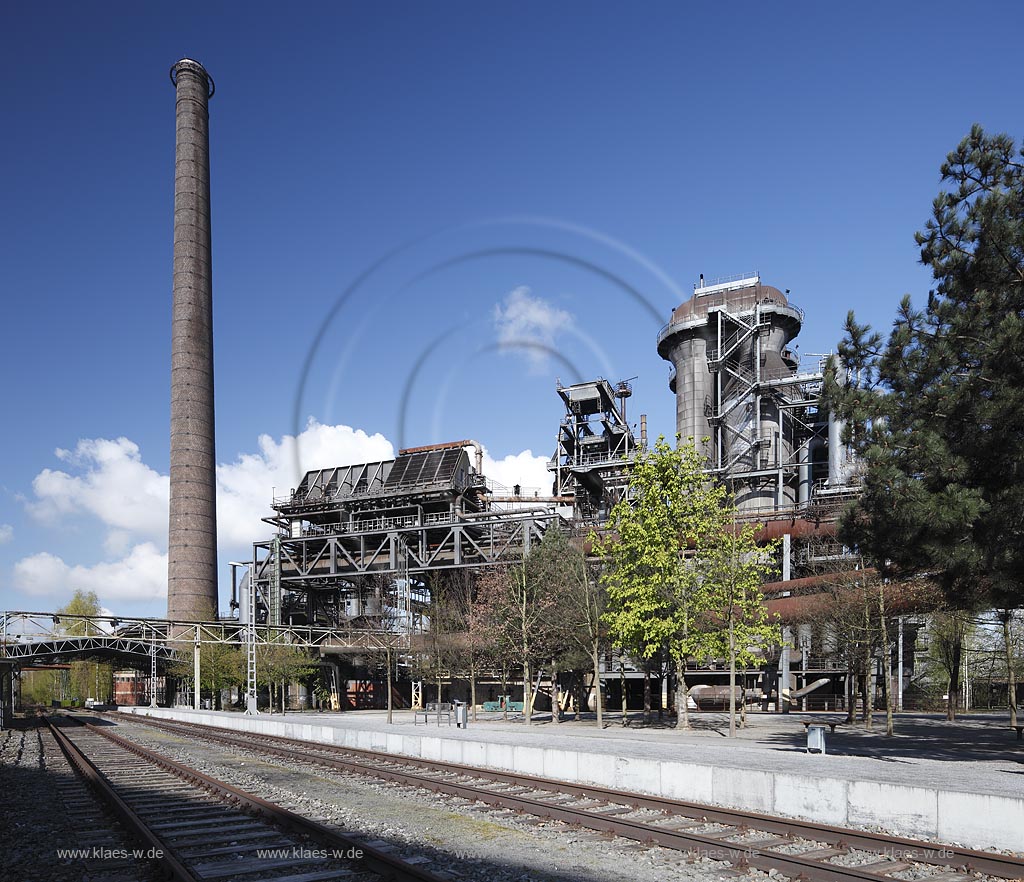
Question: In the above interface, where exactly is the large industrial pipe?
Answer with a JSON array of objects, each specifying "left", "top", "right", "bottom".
[
  {"left": 167, "top": 59, "right": 219, "bottom": 622},
  {"left": 827, "top": 358, "right": 848, "bottom": 487},
  {"left": 798, "top": 437, "right": 825, "bottom": 504}
]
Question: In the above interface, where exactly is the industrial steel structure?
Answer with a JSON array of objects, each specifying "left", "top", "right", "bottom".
[
  {"left": 550, "top": 378, "right": 641, "bottom": 524},
  {"left": 247, "top": 441, "right": 562, "bottom": 629},
  {"left": 1, "top": 57, "right": 909, "bottom": 722},
  {"left": 657, "top": 272, "right": 855, "bottom": 513}
]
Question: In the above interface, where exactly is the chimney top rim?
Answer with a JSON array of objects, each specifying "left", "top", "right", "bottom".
[{"left": 170, "top": 59, "right": 215, "bottom": 99}]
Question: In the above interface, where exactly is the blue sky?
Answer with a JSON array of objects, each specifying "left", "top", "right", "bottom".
[{"left": 1, "top": 2, "right": 1019, "bottom": 616}]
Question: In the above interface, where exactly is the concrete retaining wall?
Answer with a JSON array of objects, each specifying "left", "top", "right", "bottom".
[{"left": 126, "top": 707, "right": 1023, "bottom": 852}]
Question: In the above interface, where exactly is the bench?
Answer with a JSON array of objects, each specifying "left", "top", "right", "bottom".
[
  {"left": 414, "top": 702, "right": 453, "bottom": 726},
  {"left": 802, "top": 719, "right": 841, "bottom": 735}
]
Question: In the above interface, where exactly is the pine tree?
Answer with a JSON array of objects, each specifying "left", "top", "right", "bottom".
[{"left": 829, "top": 125, "right": 1024, "bottom": 723}]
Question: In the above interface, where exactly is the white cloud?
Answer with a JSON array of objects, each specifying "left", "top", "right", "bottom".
[
  {"left": 215, "top": 420, "right": 394, "bottom": 546},
  {"left": 22, "top": 421, "right": 394, "bottom": 552},
  {"left": 0, "top": 524, "right": 12, "bottom": 544},
  {"left": 28, "top": 438, "right": 168, "bottom": 538},
  {"left": 103, "top": 529, "right": 132, "bottom": 557},
  {"left": 493, "top": 286, "right": 574, "bottom": 373},
  {"left": 12, "top": 543, "right": 167, "bottom": 602},
  {"left": 482, "top": 447, "right": 552, "bottom": 498},
  {"left": 12, "top": 422, "right": 554, "bottom": 609}
]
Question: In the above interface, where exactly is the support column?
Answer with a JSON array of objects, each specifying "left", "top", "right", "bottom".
[
  {"left": 778, "top": 533, "right": 792, "bottom": 713},
  {"left": 193, "top": 627, "right": 201, "bottom": 711},
  {"left": 897, "top": 616, "right": 904, "bottom": 712}
]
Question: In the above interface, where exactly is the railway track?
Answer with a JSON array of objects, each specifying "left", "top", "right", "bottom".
[
  {"left": 106, "top": 711, "right": 1024, "bottom": 882},
  {"left": 46, "top": 715, "right": 448, "bottom": 882}
]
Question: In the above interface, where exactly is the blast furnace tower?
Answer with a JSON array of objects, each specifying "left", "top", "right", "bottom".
[
  {"left": 167, "top": 59, "right": 219, "bottom": 621},
  {"left": 657, "top": 273, "right": 848, "bottom": 511}
]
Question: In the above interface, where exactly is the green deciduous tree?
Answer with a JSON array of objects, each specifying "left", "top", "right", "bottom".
[
  {"left": 595, "top": 438, "right": 713, "bottom": 730},
  {"left": 828, "top": 125, "right": 1024, "bottom": 723},
  {"left": 596, "top": 437, "right": 777, "bottom": 735},
  {"left": 169, "top": 642, "right": 244, "bottom": 710},
  {"left": 57, "top": 590, "right": 101, "bottom": 635},
  {"left": 53, "top": 590, "right": 114, "bottom": 706},
  {"left": 695, "top": 521, "right": 778, "bottom": 736},
  {"left": 257, "top": 640, "right": 318, "bottom": 713}
]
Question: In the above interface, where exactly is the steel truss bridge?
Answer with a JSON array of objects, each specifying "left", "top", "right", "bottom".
[
  {"left": 1, "top": 611, "right": 408, "bottom": 717},
  {"left": 1, "top": 611, "right": 405, "bottom": 662}
]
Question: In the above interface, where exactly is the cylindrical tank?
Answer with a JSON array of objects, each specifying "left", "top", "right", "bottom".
[
  {"left": 657, "top": 280, "right": 803, "bottom": 511},
  {"left": 167, "top": 59, "right": 219, "bottom": 622},
  {"left": 827, "top": 358, "right": 849, "bottom": 486}
]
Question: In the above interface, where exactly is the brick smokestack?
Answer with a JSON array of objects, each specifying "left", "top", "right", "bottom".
[{"left": 167, "top": 59, "right": 218, "bottom": 622}]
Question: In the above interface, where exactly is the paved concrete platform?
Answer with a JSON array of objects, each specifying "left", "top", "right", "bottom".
[{"left": 124, "top": 706, "right": 1024, "bottom": 853}]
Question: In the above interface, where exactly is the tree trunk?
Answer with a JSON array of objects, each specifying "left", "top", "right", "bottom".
[
  {"left": 620, "top": 659, "right": 628, "bottom": 726},
  {"left": 675, "top": 657, "right": 690, "bottom": 731},
  {"left": 592, "top": 647, "right": 604, "bottom": 728},
  {"left": 947, "top": 632, "right": 962, "bottom": 721},
  {"left": 878, "top": 584, "right": 893, "bottom": 736},
  {"left": 551, "top": 659, "right": 560, "bottom": 724},
  {"left": 739, "top": 666, "right": 747, "bottom": 729},
  {"left": 728, "top": 615, "right": 737, "bottom": 738},
  {"left": 524, "top": 660, "right": 532, "bottom": 724},
  {"left": 643, "top": 665, "right": 651, "bottom": 724},
  {"left": 845, "top": 657, "right": 855, "bottom": 723},
  {"left": 386, "top": 647, "right": 394, "bottom": 725},
  {"left": 863, "top": 595, "right": 873, "bottom": 730},
  {"left": 501, "top": 665, "right": 509, "bottom": 721},
  {"left": 470, "top": 656, "right": 477, "bottom": 723},
  {"left": 1002, "top": 611, "right": 1017, "bottom": 728}
]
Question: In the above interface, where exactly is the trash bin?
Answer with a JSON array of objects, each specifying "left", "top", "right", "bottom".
[
  {"left": 806, "top": 724, "right": 826, "bottom": 754},
  {"left": 454, "top": 701, "right": 468, "bottom": 728}
]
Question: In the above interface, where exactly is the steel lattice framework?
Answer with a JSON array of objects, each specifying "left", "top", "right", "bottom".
[
  {"left": 1, "top": 611, "right": 406, "bottom": 665},
  {"left": 247, "top": 444, "right": 562, "bottom": 627}
]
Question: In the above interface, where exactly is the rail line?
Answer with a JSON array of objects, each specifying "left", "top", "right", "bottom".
[
  {"left": 46, "top": 714, "right": 449, "bottom": 882},
  {"left": 106, "top": 711, "right": 1024, "bottom": 882}
]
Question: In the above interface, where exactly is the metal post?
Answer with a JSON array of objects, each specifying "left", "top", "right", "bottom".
[
  {"left": 245, "top": 567, "right": 259, "bottom": 714},
  {"left": 149, "top": 629, "right": 157, "bottom": 708},
  {"left": 193, "top": 625, "right": 201, "bottom": 711},
  {"left": 780, "top": 625, "right": 792, "bottom": 714},
  {"left": 778, "top": 533, "right": 791, "bottom": 713},
  {"left": 897, "top": 616, "right": 904, "bottom": 712}
]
